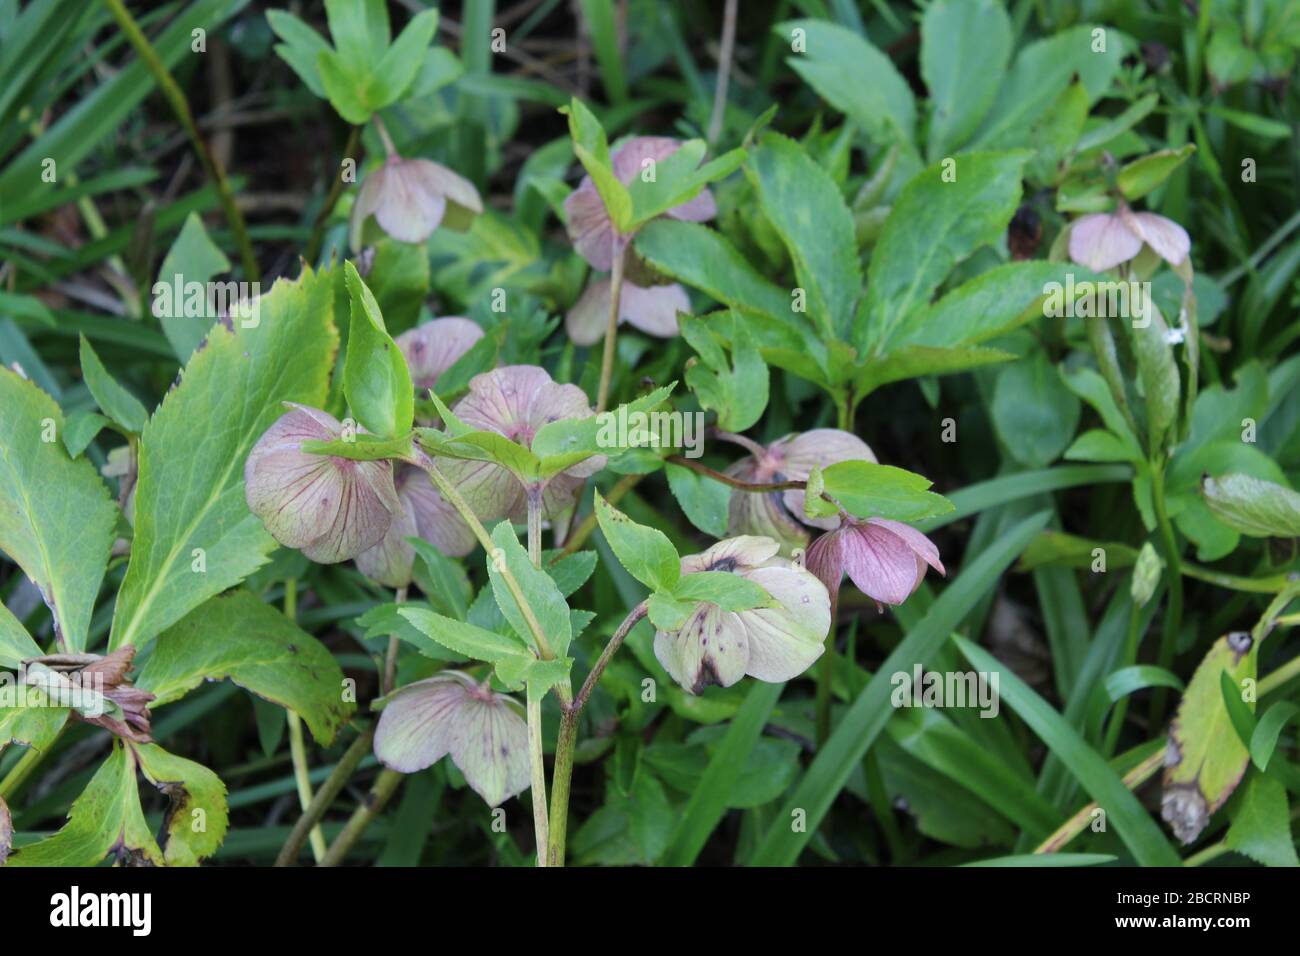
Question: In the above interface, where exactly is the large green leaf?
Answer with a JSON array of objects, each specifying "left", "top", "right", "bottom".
[
  {"left": 594, "top": 489, "right": 679, "bottom": 593},
  {"left": 0, "top": 368, "right": 117, "bottom": 652},
  {"left": 133, "top": 743, "right": 230, "bottom": 867},
  {"left": 486, "top": 522, "right": 573, "bottom": 660},
  {"left": 920, "top": 0, "right": 1012, "bottom": 159},
  {"left": 862, "top": 151, "right": 1030, "bottom": 354},
  {"left": 110, "top": 265, "right": 339, "bottom": 650},
  {"left": 137, "top": 590, "right": 354, "bottom": 744},
  {"left": 746, "top": 133, "right": 861, "bottom": 340},
  {"left": 746, "top": 510, "right": 1050, "bottom": 866}
]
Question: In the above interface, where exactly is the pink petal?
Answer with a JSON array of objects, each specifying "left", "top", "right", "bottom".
[
  {"left": 866, "top": 518, "right": 945, "bottom": 575},
  {"left": 775, "top": 429, "right": 877, "bottom": 531},
  {"left": 563, "top": 180, "right": 619, "bottom": 272},
  {"left": 397, "top": 318, "right": 485, "bottom": 391},
  {"left": 1068, "top": 213, "right": 1143, "bottom": 272},
  {"left": 611, "top": 136, "right": 717, "bottom": 222},
  {"left": 374, "top": 675, "right": 470, "bottom": 773},
  {"left": 566, "top": 279, "right": 688, "bottom": 345},
  {"left": 372, "top": 158, "right": 447, "bottom": 244},
  {"left": 841, "top": 521, "right": 927, "bottom": 606},
  {"left": 1125, "top": 211, "right": 1191, "bottom": 267},
  {"left": 804, "top": 529, "right": 845, "bottom": 603},
  {"left": 564, "top": 279, "right": 612, "bottom": 347},
  {"left": 402, "top": 466, "right": 478, "bottom": 558}
]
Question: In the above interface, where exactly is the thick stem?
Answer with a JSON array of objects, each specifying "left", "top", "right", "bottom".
[
  {"left": 283, "top": 579, "right": 326, "bottom": 862},
  {"left": 318, "top": 768, "right": 404, "bottom": 866},
  {"left": 526, "top": 689, "right": 550, "bottom": 867},
  {"left": 275, "top": 725, "right": 376, "bottom": 866},
  {"left": 103, "top": 0, "right": 259, "bottom": 280},
  {"left": 547, "top": 602, "right": 648, "bottom": 867},
  {"left": 595, "top": 251, "right": 625, "bottom": 413}
]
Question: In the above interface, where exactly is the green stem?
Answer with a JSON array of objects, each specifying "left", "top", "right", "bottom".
[
  {"left": 526, "top": 486, "right": 544, "bottom": 568},
  {"left": 275, "top": 725, "right": 376, "bottom": 866},
  {"left": 595, "top": 251, "right": 625, "bottom": 413},
  {"left": 102, "top": 0, "right": 258, "bottom": 280},
  {"left": 1102, "top": 600, "right": 1144, "bottom": 758},
  {"left": 304, "top": 124, "right": 362, "bottom": 264},
  {"left": 546, "top": 602, "right": 648, "bottom": 867},
  {"left": 0, "top": 744, "right": 48, "bottom": 801},
  {"left": 283, "top": 579, "right": 326, "bottom": 862},
  {"left": 318, "top": 768, "right": 404, "bottom": 866},
  {"left": 1147, "top": 462, "right": 1184, "bottom": 727},
  {"left": 526, "top": 688, "right": 550, "bottom": 867}
]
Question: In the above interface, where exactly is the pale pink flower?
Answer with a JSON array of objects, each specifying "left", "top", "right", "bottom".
[
  {"left": 806, "top": 517, "right": 945, "bottom": 607},
  {"left": 565, "top": 277, "right": 690, "bottom": 345},
  {"left": 350, "top": 155, "right": 483, "bottom": 250},
  {"left": 354, "top": 464, "right": 477, "bottom": 588},
  {"left": 1068, "top": 205, "right": 1190, "bottom": 272},
  {"left": 395, "top": 317, "right": 485, "bottom": 391}
]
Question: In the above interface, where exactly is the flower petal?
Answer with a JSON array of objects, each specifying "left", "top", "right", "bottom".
[
  {"left": 354, "top": 489, "right": 419, "bottom": 588},
  {"left": 734, "top": 564, "right": 830, "bottom": 682},
  {"left": 449, "top": 694, "right": 531, "bottom": 807},
  {"left": 1068, "top": 212, "right": 1143, "bottom": 272},
  {"left": 403, "top": 466, "right": 478, "bottom": 557},
  {"left": 805, "top": 528, "right": 845, "bottom": 603},
  {"left": 565, "top": 279, "right": 611, "bottom": 346},
  {"left": 373, "top": 675, "right": 469, "bottom": 773},
  {"left": 775, "top": 429, "right": 877, "bottom": 530},
  {"left": 867, "top": 517, "right": 945, "bottom": 576},
  {"left": 299, "top": 457, "right": 402, "bottom": 563},
  {"left": 1124, "top": 210, "right": 1191, "bottom": 267},
  {"left": 372, "top": 158, "right": 447, "bottom": 244},
  {"left": 681, "top": 535, "right": 781, "bottom": 574},
  {"left": 619, "top": 281, "right": 689, "bottom": 337},
  {"left": 654, "top": 602, "right": 749, "bottom": 694},
  {"left": 397, "top": 318, "right": 485, "bottom": 390},
  {"left": 841, "top": 521, "right": 927, "bottom": 605},
  {"left": 564, "top": 180, "right": 619, "bottom": 272}
]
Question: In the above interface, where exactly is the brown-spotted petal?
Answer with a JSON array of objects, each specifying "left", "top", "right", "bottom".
[
  {"left": 681, "top": 535, "right": 782, "bottom": 575},
  {"left": 654, "top": 602, "right": 749, "bottom": 694},
  {"left": 449, "top": 692, "right": 531, "bottom": 807}
]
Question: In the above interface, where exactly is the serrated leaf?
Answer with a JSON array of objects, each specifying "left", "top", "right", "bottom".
[
  {"left": 0, "top": 594, "right": 41, "bottom": 669},
  {"left": 133, "top": 743, "right": 229, "bottom": 866},
  {"left": 397, "top": 607, "right": 531, "bottom": 664},
  {"left": 486, "top": 522, "right": 573, "bottom": 659},
  {"left": 665, "top": 462, "right": 730, "bottom": 538},
  {"left": 61, "top": 410, "right": 111, "bottom": 459},
  {"left": 0, "top": 369, "right": 118, "bottom": 652},
  {"left": 110, "top": 264, "right": 339, "bottom": 650},
  {"left": 672, "top": 572, "right": 773, "bottom": 611},
  {"left": 681, "top": 317, "right": 768, "bottom": 432},
  {"left": 137, "top": 590, "right": 354, "bottom": 744},
  {"left": 594, "top": 489, "right": 679, "bottom": 593},
  {"left": 820, "top": 460, "right": 954, "bottom": 522},
  {"left": 153, "top": 212, "right": 232, "bottom": 362},
  {"left": 1225, "top": 771, "right": 1299, "bottom": 867}
]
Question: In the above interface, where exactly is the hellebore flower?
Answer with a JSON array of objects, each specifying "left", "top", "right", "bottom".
[
  {"left": 564, "top": 136, "right": 717, "bottom": 272},
  {"left": 565, "top": 277, "right": 691, "bottom": 345},
  {"left": 439, "top": 365, "right": 605, "bottom": 525},
  {"left": 355, "top": 464, "right": 477, "bottom": 588},
  {"left": 395, "top": 317, "right": 484, "bottom": 392},
  {"left": 244, "top": 403, "right": 401, "bottom": 563},
  {"left": 374, "top": 671, "right": 529, "bottom": 807},
  {"left": 653, "top": 536, "right": 831, "bottom": 695},
  {"left": 725, "top": 429, "right": 877, "bottom": 552},
  {"left": 1068, "top": 205, "right": 1190, "bottom": 273},
  {"left": 806, "top": 517, "right": 945, "bottom": 608},
  {"left": 349, "top": 155, "right": 484, "bottom": 251}
]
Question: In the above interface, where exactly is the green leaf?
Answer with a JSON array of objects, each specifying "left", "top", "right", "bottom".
[
  {"left": 397, "top": 607, "right": 531, "bottom": 664},
  {"left": 133, "top": 743, "right": 229, "bottom": 866},
  {"left": 920, "top": 0, "right": 1012, "bottom": 159},
  {"left": 1118, "top": 145, "right": 1195, "bottom": 202},
  {"left": 0, "top": 601, "right": 40, "bottom": 670},
  {"left": 1202, "top": 473, "right": 1300, "bottom": 538},
  {"left": 863, "top": 151, "right": 1030, "bottom": 353},
  {"left": 8, "top": 745, "right": 162, "bottom": 867},
  {"left": 665, "top": 462, "right": 730, "bottom": 538},
  {"left": 317, "top": 49, "right": 371, "bottom": 124},
  {"left": 153, "top": 212, "right": 232, "bottom": 362},
  {"left": 0, "top": 686, "right": 69, "bottom": 759},
  {"left": 1225, "top": 771, "right": 1299, "bottom": 867},
  {"left": 625, "top": 140, "right": 745, "bottom": 228},
  {"left": 635, "top": 220, "right": 795, "bottom": 324},
  {"left": 963, "top": 853, "right": 1117, "bottom": 867},
  {"left": 593, "top": 489, "right": 680, "bottom": 593},
  {"left": 820, "top": 461, "right": 954, "bottom": 522},
  {"left": 1130, "top": 304, "right": 1180, "bottom": 453},
  {"left": 487, "top": 522, "right": 573, "bottom": 659},
  {"left": 410, "top": 539, "right": 472, "bottom": 620},
  {"left": 681, "top": 316, "right": 769, "bottom": 432},
  {"left": 61, "top": 410, "right": 111, "bottom": 459},
  {"left": 325, "top": 0, "right": 388, "bottom": 72},
  {"left": 137, "top": 590, "right": 354, "bottom": 744},
  {"left": 343, "top": 260, "right": 413, "bottom": 439},
  {"left": 532, "top": 384, "right": 674, "bottom": 476},
  {"left": 916, "top": 464, "right": 1131, "bottom": 533},
  {"left": 561, "top": 98, "right": 632, "bottom": 231},
  {"left": 0, "top": 368, "right": 118, "bottom": 652},
  {"left": 1164, "top": 632, "right": 1257, "bottom": 844},
  {"left": 78, "top": 335, "right": 148, "bottom": 432},
  {"left": 956, "top": 637, "right": 1180, "bottom": 865},
  {"left": 779, "top": 20, "right": 915, "bottom": 147},
  {"left": 747, "top": 510, "right": 1051, "bottom": 866},
  {"left": 991, "top": 352, "right": 1081, "bottom": 468},
  {"left": 267, "top": 9, "right": 331, "bottom": 98},
  {"left": 366, "top": 9, "right": 438, "bottom": 109},
  {"left": 110, "top": 264, "right": 339, "bottom": 650},
  {"left": 672, "top": 572, "right": 773, "bottom": 612},
  {"left": 1250, "top": 702, "right": 1300, "bottom": 773},
  {"left": 660, "top": 681, "right": 785, "bottom": 866},
  {"left": 746, "top": 133, "right": 861, "bottom": 340}
]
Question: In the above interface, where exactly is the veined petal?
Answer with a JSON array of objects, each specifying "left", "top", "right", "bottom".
[
  {"left": 566, "top": 279, "right": 690, "bottom": 345},
  {"left": 372, "top": 158, "right": 447, "bottom": 244},
  {"left": 867, "top": 517, "right": 945, "bottom": 576},
  {"left": 449, "top": 694, "right": 530, "bottom": 807},
  {"left": 403, "top": 466, "right": 478, "bottom": 557},
  {"left": 373, "top": 675, "right": 470, "bottom": 773},
  {"left": 397, "top": 318, "right": 485, "bottom": 390},
  {"left": 564, "top": 181, "right": 619, "bottom": 272},
  {"left": 841, "top": 521, "right": 927, "bottom": 606},
  {"left": 1124, "top": 210, "right": 1191, "bottom": 267},
  {"left": 734, "top": 564, "right": 830, "bottom": 682},
  {"left": 354, "top": 489, "right": 419, "bottom": 588},
  {"left": 654, "top": 602, "right": 749, "bottom": 694},
  {"left": 775, "top": 429, "right": 876, "bottom": 530},
  {"left": 1068, "top": 212, "right": 1143, "bottom": 272}
]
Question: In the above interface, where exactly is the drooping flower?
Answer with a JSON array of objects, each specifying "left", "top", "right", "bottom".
[
  {"left": 438, "top": 365, "right": 605, "bottom": 526},
  {"left": 565, "top": 277, "right": 690, "bottom": 345},
  {"left": 806, "top": 516, "right": 945, "bottom": 608},
  {"left": 1068, "top": 205, "right": 1190, "bottom": 273},
  {"left": 373, "top": 671, "right": 529, "bottom": 807},
  {"left": 24, "top": 646, "right": 154, "bottom": 744},
  {"left": 653, "top": 536, "right": 831, "bottom": 695},
  {"left": 725, "top": 430, "right": 877, "bottom": 552},
  {"left": 350, "top": 155, "right": 484, "bottom": 251},
  {"left": 244, "top": 404, "right": 401, "bottom": 563},
  {"left": 564, "top": 136, "right": 717, "bottom": 272},
  {"left": 395, "top": 317, "right": 485, "bottom": 391},
  {"left": 355, "top": 464, "right": 477, "bottom": 588}
]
